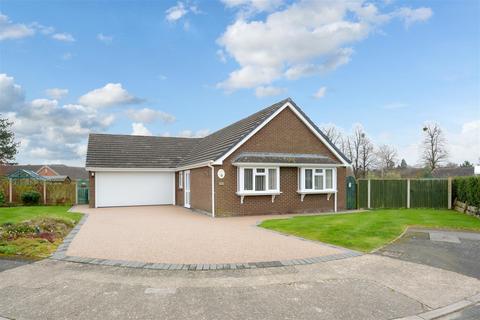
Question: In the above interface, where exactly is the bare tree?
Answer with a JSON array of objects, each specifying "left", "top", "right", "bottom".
[
  {"left": 421, "top": 123, "right": 448, "bottom": 170},
  {"left": 321, "top": 124, "right": 343, "bottom": 146},
  {"left": 343, "top": 126, "right": 376, "bottom": 178},
  {"left": 376, "top": 144, "right": 398, "bottom": 177}
]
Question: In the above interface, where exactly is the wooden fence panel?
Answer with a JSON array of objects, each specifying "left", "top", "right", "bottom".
[
  {"left": 410, "top": 179, "right": 448, "bottom": 209},
  {"left": 46, "top": 182, "right": 76, "bottom": 205},
  {"left": 371, "top": 179, "right": 407, "bottom": 208},
  {"left": 357, "top": 180, "right": 368, "bottom": 208}
]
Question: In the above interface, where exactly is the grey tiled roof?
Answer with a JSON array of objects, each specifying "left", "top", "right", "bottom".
[
  {"left": 232, "top": 152, "right": 338, "bottom": 165},
  {"left": 431, "top": 166, "right": 475, "bottom": 178},
  {"left": 86, "top": 134, "right": 200, "bottom": 168},
  {"left": 85, "top": 98, "right": 351, "bottom": 169},
  {"left": 1, "top": 164, "right": 88, "bottom": 180}
]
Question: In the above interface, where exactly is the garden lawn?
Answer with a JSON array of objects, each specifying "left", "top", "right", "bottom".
[
  {"left": 0, "top": 206, "right": 82, "bottom": 259},
  {"left": 260, "top": 209, "right": 480, "bottom": 252}
]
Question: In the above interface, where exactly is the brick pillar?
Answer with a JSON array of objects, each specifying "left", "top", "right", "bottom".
[{"left": 89, "top": 172, "right": 95, "bottom": 208}]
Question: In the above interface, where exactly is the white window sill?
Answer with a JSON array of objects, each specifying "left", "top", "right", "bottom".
[
  {"left": 236, "top": 191, "right": 282, "bottom": 196},
  {"left": 297, "top": 190, "right": 337, "bottom": 194}
]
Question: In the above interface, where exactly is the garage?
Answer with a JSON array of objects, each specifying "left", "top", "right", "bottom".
[{"left": 95, "top": 171, "right": 174, "bottom": 207}]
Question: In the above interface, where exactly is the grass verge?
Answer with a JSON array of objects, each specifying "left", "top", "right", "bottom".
[{"left": 259, "top": 209, "right": 480, "bottom": 252}]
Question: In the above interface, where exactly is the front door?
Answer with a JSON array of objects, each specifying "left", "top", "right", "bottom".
[{"left": 184, "top": 170, "right": 191, "bottom": 208}]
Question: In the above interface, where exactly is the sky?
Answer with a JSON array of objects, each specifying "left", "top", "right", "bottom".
[{"left": 0, "top": 0, "right": 479, "bottom": 167}]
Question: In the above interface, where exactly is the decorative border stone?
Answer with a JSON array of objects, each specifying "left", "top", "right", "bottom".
[{"left": 50, "top": 212, "right": 362, "bottom": 271}]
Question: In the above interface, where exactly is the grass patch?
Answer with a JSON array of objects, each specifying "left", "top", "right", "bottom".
[
  {"left": 260, "top": 209, "right": 480, "bottom": 252},
  {"left": 0, "top": 206, "right": 82, "bottom": 259}
]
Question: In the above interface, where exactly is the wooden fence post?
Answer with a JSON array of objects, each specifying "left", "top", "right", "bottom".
[
  {"left": 447, "top": 177, "right": 452, "bottom": 209},
  {"left": 8, "top": 178, "right": 12, "bottom": 203},
  {"left": 75, "top": 181, "right": 78, "bottom": 205},
  {"left": 367, "top": 179, "right": 371, "bottom": 209},
  {"left": 43, "top": 181, "right": 47, "bottom": 205},
  {"left": 407, "top": 179, "right": 411, "bottom": 209}
]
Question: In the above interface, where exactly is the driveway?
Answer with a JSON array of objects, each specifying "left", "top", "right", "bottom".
[
  {"left": 1, "top": 254, "right": 479, "bottom": 320},
  {"left": 376, "top": 228, "right": 480, "bottom": 279},
  {"left": 67, "top": 205, "right": 345, "bottom": 264}
]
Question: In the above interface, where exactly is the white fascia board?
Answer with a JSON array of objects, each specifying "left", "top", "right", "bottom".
[
  {"left": 232, "top": 162, "right": 346, "bottom": 168},
  {"left": 86, "top": 167, "right": 175, "bottom": 172},
  {"left": 212, "top": 101, "right": 350, "bottom": 166},
  {"left": 175, "top": 161, "right": 214, "bottom": 172}
]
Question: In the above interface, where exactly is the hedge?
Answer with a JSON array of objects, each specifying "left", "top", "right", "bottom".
[
  {"left": 21, "top": 191, "right": 41, "bottom": 205},
  {"left": 453, "top": 176, "right": 480, "bottom": 207}
]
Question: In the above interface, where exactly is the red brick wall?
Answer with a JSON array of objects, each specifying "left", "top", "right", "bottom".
[
  {"left": 89, "top": 172, "right": 95, "bottom": 208},
  {"left": 214, "top": 107, "right": 347, "bottom": 216},
  {"left": 176, "top": 167, "right": 212, "bottom": 213},
  {"left": 37, "top": 166, "right": 57, "bottom": 177}
]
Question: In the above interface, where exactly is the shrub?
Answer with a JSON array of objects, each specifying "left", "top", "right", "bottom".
[
  {"left": 0, "top": 190, "right": 4, "bottom": 205},
  {"left": 21, "top": 191, "right": 41, "bottom": 205},
  {"left": 453, "top": 176, "right": 480, "bottom": 207}
]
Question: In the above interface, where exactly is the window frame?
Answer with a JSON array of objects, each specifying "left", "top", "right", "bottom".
[
  {"left": 298, "top": 167, "right": 336, "bottom": 193},
  {"left": 237, "top": 166, "right": 280, "bottom": 195},
  {"left": 178, "top": 171, "right": 183, "bottom": 189}
]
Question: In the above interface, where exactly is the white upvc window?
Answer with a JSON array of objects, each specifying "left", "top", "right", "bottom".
[
  {"left": 238, "top": 167, "right": 280, "bottom": 194},
  {"left": 178, "top": 171, "right": 183, "bottom": 189},
  {"left": 299, "top": 168, "right": 336, "bottom": 192}
]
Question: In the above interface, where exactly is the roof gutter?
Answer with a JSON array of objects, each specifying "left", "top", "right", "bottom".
[{"left": 207, "top": 161, "right": 215, "bottom": 218}]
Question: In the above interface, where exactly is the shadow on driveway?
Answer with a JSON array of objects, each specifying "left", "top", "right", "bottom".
[
  {"left": 375, "top": 228, "right": 480, "bottom": 279},
  {"left": 0, "top": 257, "right": 33, "bottom": 272}
]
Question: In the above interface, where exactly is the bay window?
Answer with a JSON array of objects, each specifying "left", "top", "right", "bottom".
[
  {"left": 299, "top": 168, "right": 336, "bottom": 192},
  {"left": 238, "top": 167, "right": 280, "bottom": 194}
]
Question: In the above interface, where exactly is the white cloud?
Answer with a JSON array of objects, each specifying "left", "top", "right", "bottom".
[
  {"left": 126, "top": 108, "right": 175, "bottom": 124},
  {"left": 62, "top": 52, "right": 73, "bottom": 60},
  {"left": 131, "top": 122, "right": 152, "bottom": 136},
  {"left": 217, "top": 1, "right": 432, "bottom": 94},
  {"left": 222, "top": 0, "right": 284, "bottom": 15},
  {"left": 178, "top": 129, "right": 210, "bottom": 138},
  {"left": 0, "top": 73, "right": 25, "bottom": 110},
  {"left": 447, "top": 120, "right": 480, "bottom": 164},
  {"left": 395, "top": 7, "right": 433, "bottom": 28},
  {"left": 2, "top": 74, "right": 116, "bottom": 165},
  {"left": 78, "top": 83, "right": 141, "bottom": 108},
  {"left": 255, "top": 86, "right": 286, "bottom": 97},
  {"left": 52, "top": 32, "right": 75, "bottom": 42},
  {"left": 313, "top": 86, "right": 327, "bottom": 99},
  {"left": 97, "top": 33, "right": 113, "bottom": 44},
  {"left": 0, "top": 13, "right": 35, "bottom": 40},
  {"left": 45, "top": 88, "right": 69, "bottom": 100},
  {"left": 166, "top": 2, "right": 188, "bottom": 22}
]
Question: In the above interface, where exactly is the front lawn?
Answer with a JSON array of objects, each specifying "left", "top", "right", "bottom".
[
  {"left": 260, "top": 209, "right": 480, "bottom": 252},
  {"left": 0, "top": 206, "right": 82, "bottom": 259}
]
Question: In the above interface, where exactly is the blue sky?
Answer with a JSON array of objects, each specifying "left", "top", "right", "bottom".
[{"left": 0, "top": 0, "right": 478, "bottom": 166}]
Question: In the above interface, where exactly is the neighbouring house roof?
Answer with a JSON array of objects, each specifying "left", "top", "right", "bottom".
[
  {"left": 232, "top": 152, "right": 338, "bottom": 165},
  {"left": 431, "top": 166, "right": 475, "bottom": 178},
  {"left": 86, "top": 98, "right": 351, "bottom": 169},
  {"left": 0, "top": 164, "right": 88, "bottom": 180}
]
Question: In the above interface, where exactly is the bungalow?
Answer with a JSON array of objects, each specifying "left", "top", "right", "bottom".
[{"left": 86, "top": 98, "right": 351, "bottom": 216}]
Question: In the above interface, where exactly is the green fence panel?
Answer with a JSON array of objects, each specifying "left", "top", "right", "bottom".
[
  {"left": 357, "top": 180, "right": 368, "bottom": 208},
  {"left": 410, "top": 179, "right": 448, "bottom": 208},
  {"left": 370, "top": 180, "right": 407, "bottom": 209},
  {"left": 346, "top": 176, "right": 357, "bottom": 209},
  {"left": 76, "top": 179, "right": 89, "bottom": 205}
]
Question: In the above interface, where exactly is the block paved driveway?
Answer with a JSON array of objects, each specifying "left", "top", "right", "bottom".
[{"left": 66, "top": 205, "right": 344, "bottom": 264}]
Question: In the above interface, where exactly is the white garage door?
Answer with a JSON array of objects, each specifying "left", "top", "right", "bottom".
[{"left": 95, "top": 171, "right": 174, "bottom": 207}]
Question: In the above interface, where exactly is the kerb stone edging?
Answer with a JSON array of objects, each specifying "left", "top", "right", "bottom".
[{"left": 50, "top": 212, "right": 362, "bottom": 271}]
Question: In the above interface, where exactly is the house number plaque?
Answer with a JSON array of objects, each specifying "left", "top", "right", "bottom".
[{"left": 217, "top": 169, "right": 225, "bottom": 179}]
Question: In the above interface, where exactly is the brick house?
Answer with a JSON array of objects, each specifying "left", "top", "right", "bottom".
[{"left": 86, "top": 98, "right": 351, "bottom": 216}]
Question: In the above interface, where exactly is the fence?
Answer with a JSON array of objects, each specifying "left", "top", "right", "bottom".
[
  {"left": 357, "top": 178, "right": 450, "bottom": 209},
  {"left": 0, "top": 178, "right": 87, "bottom": 205}
]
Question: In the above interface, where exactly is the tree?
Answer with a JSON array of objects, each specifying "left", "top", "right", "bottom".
[
  {"left": 321, "top": 124, "right": 343, "bottom": 146},
  {"left": 0, "top": 116, "right": 18, "bottom": 164},
  {"left": 460, "top": 160, "right": 473, "bottom": 167},
  {"left": 343, "top": 126, "right": 376, "bottom": 178},
  {"left": 376, "top": 144, "right": 398, "bottom": 177},
  {"left": 421, "top": 123, "right": 448, "bottom": 170},
  {"left": 400, "top": 159, "right": 408, "bottom": 169}
]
